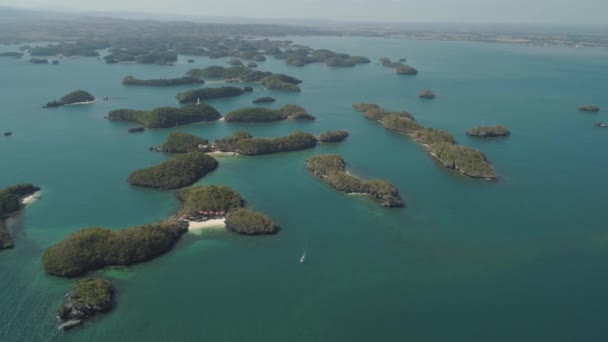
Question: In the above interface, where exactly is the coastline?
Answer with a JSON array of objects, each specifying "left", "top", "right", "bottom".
[
  {"left": 64, "top": 100, "right": 98, "bottom": 105},
  {"left": 206, "top": 151, "right": 239, "bottom": 157},
  {"left": 187, "top": 219, "right": 226, "bottom": 233},
  {"left": 22, "top": 191, "right": 42, "bottom": 206}
]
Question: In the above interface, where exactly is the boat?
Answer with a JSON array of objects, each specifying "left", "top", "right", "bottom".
[
  {"left": 594, "top": 122, "right": 608, "bottom": 128},
  {"left": 299, "top": 252, "right": 306, "bottom": 264}
]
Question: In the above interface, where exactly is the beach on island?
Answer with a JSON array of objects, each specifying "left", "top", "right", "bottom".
[
  {"left": 22, "top": 191, "right": 42, "bottom": 206},
  {"left": 187, "top": 219, "right": 226, "bottom": 233}
]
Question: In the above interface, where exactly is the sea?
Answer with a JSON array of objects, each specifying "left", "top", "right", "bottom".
[{"left": 1, "top": 36, "right": 608, "bottom": 341}]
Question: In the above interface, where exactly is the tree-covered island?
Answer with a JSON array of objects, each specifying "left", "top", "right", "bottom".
[
  {"left": 253, "top": 96, "right": 276, "bottom": 104},
  {"left": 353, "top": 103, "right": 497, "bottom": 181},
  {"left": 213, "top": 131, "right": 318, "bottom": 155},
  {"left": 175, "top": 86, "right": 245, "bottom": 104},
  {"left": 186, "top": 66, "right": 302, "bottom": 92},
  {"left": 379, "top": 58, "right": 418, "bottom": 75},
  {"left": 128, "top": 152, "right": 218, "bottom": 189},
  {"left": 122, "top": 75, "right": 204, "bottom": 86},
  {"left": 159, "top": 132, "right": 209, "bottom": 153},
  {"left": 224, "top": 105, "right": 315, "bottom": 123},
  {"left": 56, "top": 278, "right": 115, "bottom": 331},
  {"left": 107, "top": 104, "right": 221, "bottom": 128},
  {"left": 1, "top": 184, "right": 41, "bottom": 250},
  {"left": 318, "top": 130, "right": 349, "bottom": 143},
  {"left": 306, "top": 154, "right": 404, "bottom": 207},
  {"left": 466, "top": 125, "right": 511, "bottom": 137},
  {"left": 44, "top": 90, "right": 95, "bottom": 108}
]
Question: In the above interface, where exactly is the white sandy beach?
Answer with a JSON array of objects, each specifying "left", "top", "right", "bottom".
[
  {"left": 22, "top": 191, "right": 42, "bottom": 206},
  {"left": 206, "top": 151, "right": 239, "bottom": 157},
  {"left": 187, "top": 219, "right": 226, "bottom": 233},
  {"left": 64, "top": 100, "right": 98, "bottom": 105}
]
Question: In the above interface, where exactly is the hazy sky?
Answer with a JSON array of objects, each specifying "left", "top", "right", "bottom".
[{"left": 2, "top": 0, "right": 607, "bottom": 25}]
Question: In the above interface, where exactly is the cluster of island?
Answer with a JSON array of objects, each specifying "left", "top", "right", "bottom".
[{"left": 353, "top": 103, "right": 499, "bottom": 180}]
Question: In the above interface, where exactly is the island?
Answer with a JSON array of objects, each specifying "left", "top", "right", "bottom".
[
  {"left": 213, "top": 131, "right": 318, "bottom": 155},
  {"left": 175, "top": 86, "right": 245, "bottom": 104},
  {"left": 253, "top": 96, "right": 276, "bottom": 104},
  {"left": 579, "top": 105, "right": 600, "bottom": 112},
  {"left": 466, "top": 125, "right": 511, "bottom": 137},
  {"left": 305, "top": 154, "right": 404, "bottom": 207},
  {"left": 159, "top": 132, "right": 208, "bottom": 153},
  {"left": 379, "top": 58, "right": 418, "bottom": 75},
  {"left": 318, "top": 130, "right": 349, "bottom": 143},
  {"left": 56, "top": 278, "right": 115, "bottom": 331},
  {"left": 228, "top": 58, "right": 243, "bottom": 66},
  {"left": 41, "top": 220, "right": 188, "bottom": 277},
  {"left": 122, "top": 75, "right": 204, "bottom": 86},
  {"left": 128, "top": 127, "right": 145, "bottom": 133},
  {"left": 29, "top": 58, "right": 49, "bottom": 64},
  {"left": 225, "top": 209, "right": 279, "bottom": 235},
  {"left": 186, "top": 66, "right": 302, "bottom": 92},
  {"left": 44, "top": 90, "right": 95, "bottom": 108},
  {"left": 107, "top": 103, "right": 221, "bottom": 128},
  {"left": 419, "top": 90, "right": 436, "bottom": 99},
  {"left": 127, "top": 152, "right": 218, "bottom": 189},
  {"left": 247, "top": 62, "right": 258, "bottom": 68},
  {"left": 27, "top": 41, "right": 106, "bottom": 57},
  {"left": 1, "top": 184, "right": 41, "bottom": 250},
  {"left": 353, "top": 103, "right": 497, "bottom": 181},
  {"left": 224, "top": 105, "right": 315, "bottom": 123},
  {"left": 177, "top": 185, "right": 278, "bottom": 235},
  {"left": 594, "top": 122, "right": 608, "bottom": 128}
]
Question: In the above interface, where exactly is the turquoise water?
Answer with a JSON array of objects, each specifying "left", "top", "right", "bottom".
[{"left": 1, "top": 36, "right": 608, "bottom": 341}]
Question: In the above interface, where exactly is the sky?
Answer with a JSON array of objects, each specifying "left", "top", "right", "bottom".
[{"left": 1, "top": 0, "right": 607, "bottom": 26}]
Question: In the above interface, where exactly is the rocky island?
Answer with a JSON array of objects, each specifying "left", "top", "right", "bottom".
[
  {"left": 56, "top": 278, "right": 115, "bottom": 331},
  {"left": 128, "top": 152, "right": 218, "bottom": 189},
  {"left": 225, "top": 105, "right": 315, "bottom": 123},
  {"left": 306, "top": 154, "right": 404, "bottom": 207},
  {"left": 122, "top": 75, "right": 204, "bottom": 86},
  {"left": 419, "top": 90, "right": 436, "bottom": 99},
  {"left": 253, "top": 96, "right": 276, "bottom": 104},
  {"left": 159, "top": 132, "right": 208, "bottom": 153},
  {"left": 579, "top": 105, "right": 600, "bottom": 112},
  {"left": 42, "top": 220, "right": 187, "bottom": 277},
  {"left": 213, "top": 131, "right": 318, "bottom": 155},
  {"left": 107, "top": 104, "right": 221, "bottom": 128},
  {"left": 175, "top": 86, "right": 245, "bottom": 104},
  {"left": 353, "top": 103, "right": 497, "bottom": 181},
  {"left": 44, "top": 90, "right": 95, "bottom": 108},
  {"left": 466, "top": 125, "right": 511, "bottom": 137},
  {"left": 318, "top": 130, "right": 349, "bottom": 143},
  {"left": 1, "top": 184, "right": 41, "bottom": 250}
]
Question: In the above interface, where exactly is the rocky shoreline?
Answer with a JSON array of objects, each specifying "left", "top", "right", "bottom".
[{"left": 57, "top": 278, "right": 114, "bottom": 331}]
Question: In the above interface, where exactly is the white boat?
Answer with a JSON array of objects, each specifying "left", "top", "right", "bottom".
[{"left": 300, "top": 253, "right": 306, "bottom": 263}]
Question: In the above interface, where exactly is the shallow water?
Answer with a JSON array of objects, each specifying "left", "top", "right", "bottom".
[{"left": 1, "top": 36, "right": 608, "bottom": 341}]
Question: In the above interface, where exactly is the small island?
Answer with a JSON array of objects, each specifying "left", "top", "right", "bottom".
[
  {"left": 122, "top": 75, "right": 204, "bottom": 86},
  {"left": 419, "top": 90, "right": 436, "bottom": 99},
  {"left": 379, "top": 58, "right": 418, "bottom": 75},
  {"left": 128, "top": 152, "right": 218, "bottom": 189},
  {"left": 107, "top": 103, "right": 221, "bottom": 128},
  {"left": 187, "top": 66, "right": 302, "bottom": 92},
  {"left": 0, "top": 52, "right": 24, "bottom": 58},
  {"left": 159, "top": 132, "right": 208, "bottom": 153},
  {"left": 594, "top": 122, "right": 608, "bottom": 128},
  {"left": 128, "top": 127, "right": 145, "bottom": 133},
  {"left": 579, "top": 105, "right": 600, "bottom": 112},
  {"left": 225, "top": 105, "right": 315, "bottom": 123},
  {"left": 44, "top": 90, "right": 95, "bottom": 108},
  {"left": 177, "top": 185, "right": 278, "bottom": 235},
  {"left": 29, "top": 58, "right": 49, "bottom": 64},
  {"left": 253, "top": 96, "right": 276, "bottom": 104},
  {"left": 1, "top": 184, "right": 41, "bottom": 250},
  {"left": 214, "top": 131, "right": 318, "bottom": 155},
  {"left": 42, "top": 220, "right": 187, "bottom": 277},
  {"left": 466, "top": 125, "right": 511, "bottom": 137},
  {"left": 306, "top": 154, "right": 404, "bottom": 207},
  {"left": 318, "top": 130, "right": 349, "bottom": 143},
  {"left": 353, "top": 103, "right": 497, "bottom": 181},
  {"left": 56, "top": 278, "right": 115, "bottom": 331},
  {"left": 175, "top": 86, "right": 245, "bottom": 104}
]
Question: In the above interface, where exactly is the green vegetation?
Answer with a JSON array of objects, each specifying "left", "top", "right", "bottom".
[
  {"left": 1, "top": 183, "right": 40, "bottom": 248},
  {"left": 60, "top": 90, "right": 95, "bottom": 104},
  {"left": 187, "top": 66, "right": 272, "bottom": 81},
  {"left": 259, "top": 74, "right": 302, "bottom": 92},
  {"left": 216, "top": 131, "right": 318, "bottom": 155},
  {"left": 128, "top": 152, "right": 218, "bottom": 189},
  {"left": 160, "top": 132, "right": 208, "bottom": 153},
  {"left": 429, "top": 143, "right": 497, "bottom": 180},
  {"left": 306, "top": 154, "right": 404, "bottom": 207},
  {"left": 29, "top": 58, "right": 48, "bottom": 64},
  {"left": 228, "top": 58, "right": 243, "bottom": 65},
  {"left": 56, "top": 278, "right": 115, "bottom": 330},
  {"left": 177, "top": 185, "right": 243, "bottom": 216},
  {"left": 353, "top": 103, "right": 496, "bottom": 180},
  {"left": 579, "top": 105, "right": 600, "bottom": 112},
  {"left": 41, "top": 221, "right": 187, "bottom": 277},
  {"left": 104, "top": 49, "right": 177, "bottom": 65},
  {"left": 466, "top": 125, "right": 511, "bottom": 137},
  {"left": 318, "top": 130, "right": 349, "bottom": 143},
  {"left": 379, "top": 58, "right": 419, "bottom": 75},
  {"left": 253, "top": 96, "right": 276, "bottom": 104},
  {"left": 419, "top": 90, "right": 436, "bottom": 99},
  {"left": 107, "top": 104, "right": 221, "bottom": 128},
  {"left": 225, "top": 208, "right": 278, "bottom": 235},
  {"left": 224, "top": 105, "right": 315, "bottom": 123},
  {"left": 27, "top": 41, "right": 107, "bottom": 57},
  {"left": 122, "top": 76, "right": 204, "bottom": 86},
  {"left": 175, "top": 86, "right": 244, "bottom": 104}
]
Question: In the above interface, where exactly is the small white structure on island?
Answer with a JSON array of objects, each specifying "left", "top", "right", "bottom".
[{"left": 196, "top": 97, "right": 201, "bottom": 105}]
